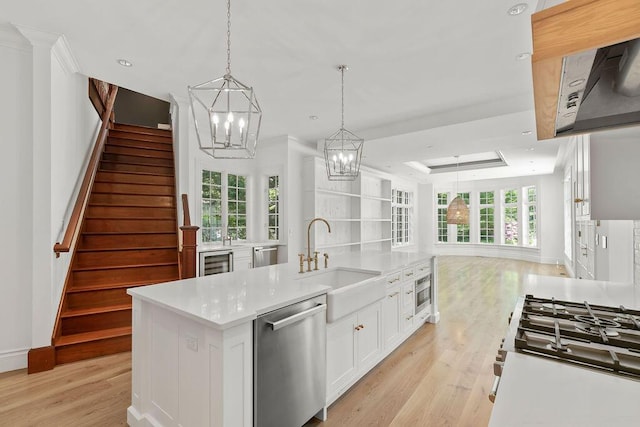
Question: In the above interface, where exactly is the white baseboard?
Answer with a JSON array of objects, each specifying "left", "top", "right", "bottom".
[{"left": 0, "top": 348, "right": 28, "bottom": 373}]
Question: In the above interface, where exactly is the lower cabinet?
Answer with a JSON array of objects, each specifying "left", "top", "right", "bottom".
[
  {"left": 382, "top": 283, "right": 401, "bottom": 349},
  {"left": 326, "top": 301, "right": 382, "bottom": 402},
  {"left": 233, "top": 247, "right": 253, "bottom": 271}
]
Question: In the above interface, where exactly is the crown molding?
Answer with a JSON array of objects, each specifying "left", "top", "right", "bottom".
[
  {"left": 13, "top": 24, "right": 80, "bottom": 74},
  {"left": 0, "top": 22, "right": 29, "bottom": 51}
]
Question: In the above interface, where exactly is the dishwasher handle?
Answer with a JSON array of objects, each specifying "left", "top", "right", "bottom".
[
  {"left": 267, "top": 303, "right": 326, "bottom": 331},
  {"left": 254, "top": 247, "right": 278, "bottom": 252}
]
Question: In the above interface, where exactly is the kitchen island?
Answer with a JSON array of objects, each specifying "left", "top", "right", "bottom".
[
  {"left": 489, "top": 274, "right": 640, "bottom": 426},
  {"left": 126, "top": 250, "right": 437, "bottom": 427}
]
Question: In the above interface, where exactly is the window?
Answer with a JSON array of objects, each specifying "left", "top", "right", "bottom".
[
  {"left": 504, "top": 189, "right": 518, "bottom": 245},
  {"left": 227, "top": 173, "right": 247, "bottom": 240},
  {"left": 268, "top": 176, "right": 280, "bottom": 240},
  {"left": 437, "top": 193, "right": 448, "bottom": 243},
  {"left": 479, "top": 191, "right": 495, "bottom": 243},
  {"left": 524, "top": 186, "right": 537, "bottom": 247},
  {"left": 201, "top": 170, "right": 223, "bottom": 242},
  {"left": 456, "top": 192, "right": 470, "bottom": 243},
  {"left": 392, "top": 189, "right": 413, "bottom": 246},
  {"left": 201, "top": 170, "right": 247, "bottom": 243}
]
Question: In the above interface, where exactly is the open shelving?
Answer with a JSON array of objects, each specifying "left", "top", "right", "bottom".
[{"left": 303, "top": 157, "right": 392, "bottom": 254}]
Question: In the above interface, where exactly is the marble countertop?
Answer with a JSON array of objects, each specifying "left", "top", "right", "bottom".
[
  {"left": 489, "top": 352, "right": 640, "bottom": 427},
  {"left": 128, "top": 250, "right": 434, "bottom": 330},
  {"left": 199, "top": 241, "right": 282, "bottom": 252}
]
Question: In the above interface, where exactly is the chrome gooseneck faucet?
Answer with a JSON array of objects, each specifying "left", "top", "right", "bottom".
[{"left": 305, "top": 217, "right": 331, "bottom": 272}]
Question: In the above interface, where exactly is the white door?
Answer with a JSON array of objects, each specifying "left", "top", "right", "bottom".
[
  {"left": 356, "top": 301, "right": 382, "bottom": 372},
  {"left": 382, "top": 285, "right": 401, "bottom": 349},
  {"left": 326, "top": 313, "right": 358, "bottom": 396}
]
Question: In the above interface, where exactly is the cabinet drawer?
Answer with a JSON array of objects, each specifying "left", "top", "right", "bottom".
[
  {"left": 402, "top": 282, "right": 414, "bottom": 308},
  {"left": 402, "top": 309, "right": 414, "bottom": 332},
  {"left": 385, "top": 270, "right": 402, "bottom": 287},
  {"left": 402, "top": 267, "right": 415, "bottom": 280},
  {"left": 414, "top": 309, "right": 430, "bottom": 327},
  {"left": 415, "top": 262, "right": 430, "bottom": 275}
]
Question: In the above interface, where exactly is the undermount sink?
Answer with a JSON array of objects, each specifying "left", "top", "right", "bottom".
[{"left": 298, "top": 267, "right": 385, "bottom": 323}]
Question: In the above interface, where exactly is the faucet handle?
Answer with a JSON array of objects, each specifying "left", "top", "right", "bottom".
[
  {"left": 323, "top": 252, "right": 329, "bottom": 269},
  {"left": 298, "top": 253, "right": 305, "bottom": 274}
]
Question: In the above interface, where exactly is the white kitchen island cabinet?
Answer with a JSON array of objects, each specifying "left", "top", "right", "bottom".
[
  {"left": 127, "top": 251, "right": 438, "bottom": 426},
  {"left": 326, "top": 300, "right": 383, "bottom": 403}
]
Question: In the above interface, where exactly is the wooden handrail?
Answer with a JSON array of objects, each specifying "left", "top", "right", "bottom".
[
  {"left": 53, "top": 84, "right": 118, "bottom": 257},
  {"left": 181, "top": 193, "right": 192, "bottom": 226}
]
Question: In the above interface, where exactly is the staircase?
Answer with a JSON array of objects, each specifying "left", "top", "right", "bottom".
[{"left": 53, "top": 123, "right": 180, "bottom": 365}]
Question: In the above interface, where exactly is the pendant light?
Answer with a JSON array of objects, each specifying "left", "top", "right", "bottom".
[
  {"left": 324, "top": 65, "right": 364, "bottom": 181},
  {"left": 446, "top": 156, "right": 469, "bottom": 225},
  {"left": 188, "top": 0, "right": 262, "bottom": 159}
]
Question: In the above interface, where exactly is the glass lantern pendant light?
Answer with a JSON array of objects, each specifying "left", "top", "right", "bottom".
[
  {"left": 188, "top": 0, "right": 262, "bottom": 159},
  {"left": 447, "top": 156, "right": 470, "bottom": 225},
  {"left": 324, "top": 65, "right": 364, "bottom": 181}
]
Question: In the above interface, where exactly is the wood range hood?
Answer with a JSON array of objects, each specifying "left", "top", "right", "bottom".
[{"left": 532, "top": 0, "right": 640, "bottom": 140}]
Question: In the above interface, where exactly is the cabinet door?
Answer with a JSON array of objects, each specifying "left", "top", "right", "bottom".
[
  {"left": 326, "top": 313, "right": 358, "bottom": 397},
  {"left": 382, "top": 285, "right": 401, "bottom": 349},
  {"left": 356, "top": 301, "right": 382, "bottom": 372},
  {"left": 402, "top": 281, "right": 414, "bottom": 310}
]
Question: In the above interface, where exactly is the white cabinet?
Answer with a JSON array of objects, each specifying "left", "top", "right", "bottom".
[
  {"left": 233, "top": 247, "right": 253, "bottom": 271},
  {"left": 382, "top": 283, "right": 401, "bottom": 349},
  {"left": 326, "top": 300, "right": 382, "bottom": 402},
  {"left": 303, "top": 157, "right": 392, "bottom": 255},
  {"left": 401, "top": 275, "right": 416, "bottom": 333}
]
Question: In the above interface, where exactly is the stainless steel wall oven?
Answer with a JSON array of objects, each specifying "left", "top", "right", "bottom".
[{"left": 415, "top": 273, "right": 431, "bottom": 314}]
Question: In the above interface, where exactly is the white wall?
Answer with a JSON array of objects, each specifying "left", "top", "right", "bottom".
[
  {"left": 0, "top": 25, "right": 100, "bottom": 372},
  {"left": 420, "top": 173, "right": 565, "bottom": 264},
  {"left": 0, "top": 30, "right": 34, "bottom": 372}
]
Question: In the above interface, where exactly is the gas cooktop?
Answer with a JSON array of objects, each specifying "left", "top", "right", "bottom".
[{"left": 514, "top": 295, "right": 640, "bottom": 379}]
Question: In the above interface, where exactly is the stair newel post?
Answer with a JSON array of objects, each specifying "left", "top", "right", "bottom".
[{"left": 180, "top": 194, "right": 199, "bottom": 279}]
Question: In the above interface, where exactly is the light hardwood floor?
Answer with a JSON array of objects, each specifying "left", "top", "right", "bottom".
[{"left": 0, "top": 256, "right": 566, "bottom": 426}]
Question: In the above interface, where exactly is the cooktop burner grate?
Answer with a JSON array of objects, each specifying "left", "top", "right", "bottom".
[{"left": 515, "top": 295, "right": 640, "bottom": 379}]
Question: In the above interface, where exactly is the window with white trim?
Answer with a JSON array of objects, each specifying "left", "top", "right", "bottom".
[
  {"left": 437, "top": 192, "right": 448, "bottom": 243},
  {"left": 392, "top": 189, "right": 413, "bottom": 246},
  {"left": 268, "top": 176, "right": 280, "bottom": 241},
  {"left": 201, "top": 170, "right": 247, "bottom": 242},
  {"left": 456, "top": 192, "right": 470, "bottom": 243},
  {"left": 503, "top": 189, "right": 518, "bottom": 245},
  {"left": 479, "top": 191, "right": 495, "bottom": 243},
  {"left": 524, "top": 186, "right": 537, "bottom": 247}
]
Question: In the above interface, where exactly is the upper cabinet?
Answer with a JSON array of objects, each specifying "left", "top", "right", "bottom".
[
  {"left": 531, "top": 0, "right": 640, "bottom": 140},
  {"left": 303, "top": 157, "right": 392, "bottom": 254},
  {"left": 572, "top": 128, "right": 640, "bottom": 220}
]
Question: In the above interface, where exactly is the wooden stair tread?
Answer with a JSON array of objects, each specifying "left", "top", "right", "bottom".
[
  {"left": 81, "top": 231, "right": 177, "bottom": 235},
  {"left": 55, "top": 326, "right": 132, "bottom": 347},
  {"left": 107, "top": 138, "right": 173, "bottom": 150},
  {"left": 95, "top": 169, "right": 173, "bottom": 178},
  {"left": 77, "top": 245, "right": 178, "bottom": 252},
  {"left": 112, "top": 123, "right": 172, "bottom": 136},
  {"left": 98, "top": 164, "right": 174, "bottom": 177},
  {"left": 73, "top": 261, "right": 179, "bottom": 272},
  {"left": 83, "top": 215, "right": 176, "bottom": 219},
  {"left": 92, "top": 179, "right": 174, "bottom": 187},
  {"left": 67, "top": 278, "right": 178, "bottom": 293},
  {"left": 61, "top": 304, "right": 131, "bottom": 318}
]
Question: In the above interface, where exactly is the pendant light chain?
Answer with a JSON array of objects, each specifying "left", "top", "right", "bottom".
[
  {"left": 341, "top": 66, "right": 345, "bottom": 130},
  {"left": 226, "top": 0, "right": 231, "bottom": 76}
]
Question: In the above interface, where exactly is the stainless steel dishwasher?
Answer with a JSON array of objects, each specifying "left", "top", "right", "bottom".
[
  {"left": 253, "top": 245, "right": 278, "bottom": 268},
  {"left": 254, "top": 294, "right": 327, "bottom": 427}
]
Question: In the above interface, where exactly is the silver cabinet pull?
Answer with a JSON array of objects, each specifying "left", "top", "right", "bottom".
[
  {"left": 266, "top": 304, "right": 326, "bottom": 331},
  {"left": 388, "top": 292, "right": 399, "bottom": 298},
  {"left": 489, "top": 376, "right": 500, "bottom": 403}
]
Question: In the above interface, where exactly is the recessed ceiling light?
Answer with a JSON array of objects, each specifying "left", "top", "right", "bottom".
[
  {"left": 569, "top": 79, "right": 585, "bottom": 87},
  {"left": 522, "top": 130, "right": 532, "bottom": 135},
  {"left": 426, "top": 145, "right": 433, "bottom": 149},
  {"left": 309, "top": 115, "right": 319, "bottom": 120},
  {"left": 507, "top": 3, "right": 528, "bottom": 16},
  {"left": 516, "top": 52, "right": 531, "bottom": 61},
  {"left": 526, "top": 147, "right": 535, "bottom": 151},
  {"left": 117, "top": 59, "right": 133, "bottom": 67}
]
